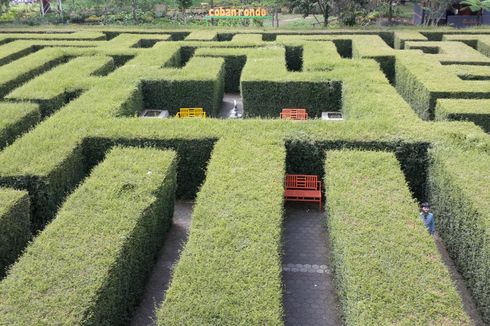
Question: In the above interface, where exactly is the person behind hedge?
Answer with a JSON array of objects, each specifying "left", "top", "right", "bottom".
[{"left": 420, "top": 202, "right": 435, "bottom": 236}]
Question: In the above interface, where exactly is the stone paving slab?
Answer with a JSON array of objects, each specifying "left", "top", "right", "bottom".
[{"left": 282, "top": 203, "right": 342, "bottom": 326}]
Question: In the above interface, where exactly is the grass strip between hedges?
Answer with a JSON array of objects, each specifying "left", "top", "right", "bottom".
[
  {"left": 0, "top": 146, "right": 177, "bottom": 325},
  {"left": 325, "top": 149, "right": 470, "bottom": 325},
  {"left": 157, "top": 137, "right": 284, "bottom": 325},
  {"left": 0, "top": 188, "right": 30, "bottom": 278}
]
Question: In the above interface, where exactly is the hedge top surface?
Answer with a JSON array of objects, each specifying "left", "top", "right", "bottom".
[{"left": 437, "top": 99, "right": 490, "bottom": 115}]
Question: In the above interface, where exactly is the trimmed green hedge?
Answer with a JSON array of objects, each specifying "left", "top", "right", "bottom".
[
  {"left": 0, "top": 147, "right": 177, "bottom": 325},
  {"left": 82, "top": 137, "right": 216, "bottom": 199},
  {"left": 351, "top": 35, "right": 396, "bottom": 83},
  {"left": 436, "top": 99, "right": 490, "bottom": 133},
  {"left": 0, "top": 29, "right": 489, "bottom": 324},
  {"left": 286, "top": 140, "right": 429, "bottom": 203},
  {"left": 142, "top": 56, "right": 225, "bottom": 116},
  {"left": 325, "top": 149, "right": 470, "bottom": 325},
  {"left": 428, "top": 146, "right": 490, "bottom": 323},
  {"left": 185, "top": 31, "right": 218, "bottom": 41},
  {"left": 0, "top": 102, "right": 40, "bottom": 150},
  {"left": 241, "top": 47, "right": 342, "bottom": 117},
  {"left": 157, "top": 137, "right": 284, "bottom": 325},
  {"left": 0, "top": 47, "right": 67, "bottom": 98},
  {"left": 231, "top": 33, "right": 263, "bottom": 43},
  {"left": 6, "top": 55, "right": 114, "bottom": 117},
  {"left": 395, "top": 43, "right": 490, "bottom": 120},
  {"left": 0, "top": 188, "right": 30, "bottom": 278},
  {"left": 0, "top": 31, "right": 106, "bottom": 41},
  {"left": 394, "top": 31, "right": 428, "bottom": 49}
]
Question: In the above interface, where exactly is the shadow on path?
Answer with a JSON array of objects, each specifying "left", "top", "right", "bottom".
[
  {"left": 282, "top": 203, "right": 342, "bottom": 326},
  {"left": 130, "top": 200, "right": 193, "bottom": 326}
]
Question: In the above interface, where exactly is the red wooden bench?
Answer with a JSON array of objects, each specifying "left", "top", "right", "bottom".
[
  {"left": 284, "top": 174, "right": 322, "bottom": 209},
  {"left": 280, "top": 108, "right": 308, "bottom": 120}
]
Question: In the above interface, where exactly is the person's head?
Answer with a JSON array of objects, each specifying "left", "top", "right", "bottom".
[{"left": 421, "top": 202, "right": 431, "bottom": 213}]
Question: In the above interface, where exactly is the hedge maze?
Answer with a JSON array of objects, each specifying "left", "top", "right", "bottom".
[{"left": 0, "top": 28, "right": 488, "bottom": 325}]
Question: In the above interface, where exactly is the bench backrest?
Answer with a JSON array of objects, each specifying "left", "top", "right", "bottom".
[
  {"left": 285, "top": 174, "right": 320, "bottom": 190},
  {"left": 280, "top": 108, "right": 308, "bottom": 120},
  {"left": 177, "top": 108, "right": 206, "bottom": 118}
]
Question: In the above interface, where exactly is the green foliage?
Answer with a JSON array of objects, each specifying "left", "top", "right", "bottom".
[
  {"left": 0, "top": 102, "right": 40, "bottom": 150},
  {"left": 436, "top": 99, "right": 490, "bottom": 133},
  {"left": 157, "top": 138, "right": 285, "bottom": 325},
  {"left": 177, "top": 0, "right": 192, "bottom": 11},
  {"left": 0, "top": 147, "right": 177, "bottom": 325},
  {"left": 0, "top": 29, "right": 489, "bottom": 325},
  {"left": 6, "top": 55, "right": 114, "bottom": 116},
  {"left": 0, "top": 0, "right": 9, "bottom": 15},
  {"left": 428, "top": 146, "right": 490, "bottom": 322},
  {"left": 461, "top": 0, "right": 490, "bottom": 13},
  {"left": 325, "top": 149, "right": 470, "bottom": 325},
  {"left": 0, "top": 48, "right": 67, "bottom": 98},
  {"left": 0, "top": 188, "right": 30, "bottom": 278}
]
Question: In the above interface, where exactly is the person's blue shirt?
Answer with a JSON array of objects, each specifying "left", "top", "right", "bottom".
[{"left": 420, "top": 212, "right": 435, "bottom": 235}]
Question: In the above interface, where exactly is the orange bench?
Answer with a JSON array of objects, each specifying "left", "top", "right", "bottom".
[
  {"left": 284, "top": 174, "right": 322, "bottom": 209},
  {"left": 280, "top": 108, "right": 308, "bottom": 120}
]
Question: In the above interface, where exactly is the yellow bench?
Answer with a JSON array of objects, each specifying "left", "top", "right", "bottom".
[{"left": 176, "top": 108, "right": 207, "bottom": 118}]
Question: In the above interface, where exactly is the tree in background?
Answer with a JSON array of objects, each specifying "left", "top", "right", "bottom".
[
  {"left": 131, "top": 0, "right": 137, "bottom": 20},
  {"left": 0, "top": 0, "right": 9, "bottom": 14},
  {"left": 421, "top": 0, "right": 452, "bottom": 25},
  {"left": 177, "top": 0, "right": 192, "bottom": 22},
  {"left": 461, "top": 0, "right": 490, "bottom": 21},
  {"left": 287, "top": 0, "right": 332, "bottom": 26}
]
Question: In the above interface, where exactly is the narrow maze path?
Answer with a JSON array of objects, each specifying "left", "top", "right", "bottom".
[
  {"left": 131, "top": 200, "right": 193, "bottom": 326},
  {"left": 435, "top": 237, "right": 485, "bottom": 326},
  {"left": 282, "top": 203, "right": 342, "bottom": 326}
]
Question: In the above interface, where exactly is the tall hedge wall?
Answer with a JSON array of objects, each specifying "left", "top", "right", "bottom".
[
  {"left": 141, "top": 57, "right": 225, "bottom": 116},
  {"left": 325, "top": 149, "right": 470, "bottom": 325},
  {"left": 157, "top": 138, "right": 284, "bottom": 325},
  {"left": 0, "top": 147, "right": 177, "bottom": 325},
  {"left": 0, "top": 188, "right": 30, "bottom": 278},
  {"left": 428, "top": 146, "right": 490, "bottom": 323},
  {"left": 0, "top": 102, "right": 40, "bottom": 150}
]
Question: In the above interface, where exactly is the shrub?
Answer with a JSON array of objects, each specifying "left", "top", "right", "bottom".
[
  {"left": 0, "top": 47, "right": 67, "bottom": 98},
  {"left": 0, "top": 147, "right": 177, "bottom": 325},
  {"left": 325, "top": 149, "right": 470, "bottom": 325},
  {"left": 6, "top": 55, "right": 114, "bottom": 116},
  {"left": 157, "top": 138, "right": 284, "bottom": 325},
  {"left": 428, "top": 145, "right": 490, "bottom": 323},
  {"left": 436, "top": 99, "right": 490, "bottom": 133},
  {"left": 0, "top": 102, "right": 40, "bottom": 150},
  {"left": 0, "top": 188, "right": 30, "bottom": 278}
]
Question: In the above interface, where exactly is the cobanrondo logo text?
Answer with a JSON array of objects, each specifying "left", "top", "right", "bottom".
[{"left": 208, "top": 7, "right": 269, "bottom": 17}]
